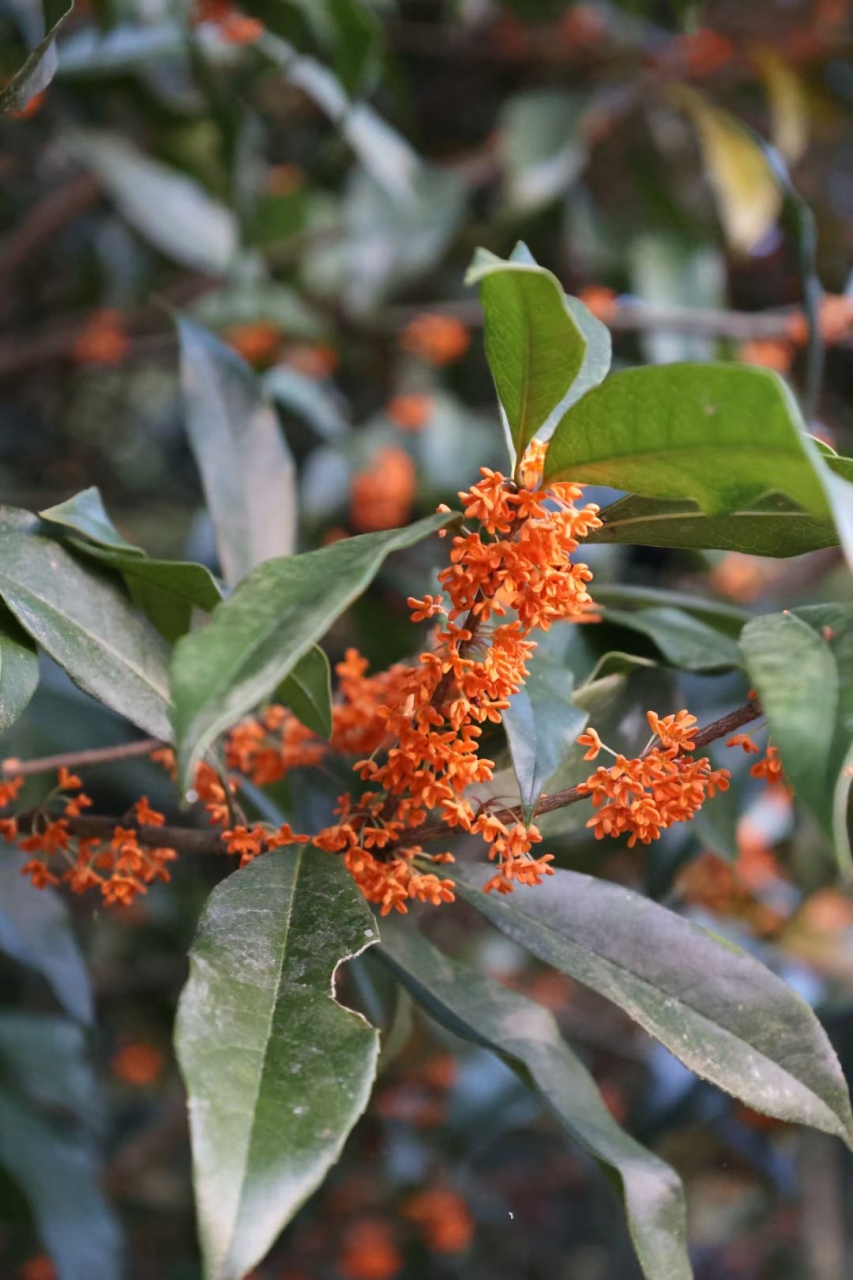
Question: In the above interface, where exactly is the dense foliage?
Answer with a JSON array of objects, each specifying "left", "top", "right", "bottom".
[{"left": 2, "top": 2, "right": 853, "bottom": 1279}]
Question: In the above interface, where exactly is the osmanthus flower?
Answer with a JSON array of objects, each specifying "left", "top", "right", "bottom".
[
  {"left": 577, "top": 710, "right": 730, "bottom": 849},
  {"left": 3, "top": 439, "right": 741, "bottom": 914}
]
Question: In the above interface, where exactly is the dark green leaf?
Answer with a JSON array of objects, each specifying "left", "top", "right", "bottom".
[
  {"left": 277, "top": 646, "right": 332, "bottom": 740},
  {"left": 0, "top": 608, "right": 39, "bottom": 731},
  {"left": 0, "top": 853, "right": 92, "bottom": 1024},
  {"left": 504, "top": 657, "right": 587, "bottom": 821},
  {"left": 593, "top": 584, "right": 748, "bottom": 634},
  {"left": 0, "top": 0, "right": 73, "bottom": 114},
  {"left": 171, "top": 512, "right": 454, "bottom": 789},
  {"left": 178, "top": 317, "right": 297, "bottom": 587},
  {"left": 0, "top": 510, "right": 172, "bottom": 740},
  {"left": 0, "top": 1014, "right": 121, "bottom": 1280},
  {"left": 458, "top": 867, "right": 853, "bottom": 1145},
  {"left": 603, "top": 606, "right": 743, "bottom": 671},
  {"left": 466, "top": 248, "right": 588, "bottom": 465},
  {"left": 588, "top": 492, "right": 840, "bottom": 558},
  {"left": 327, "top": 0, "right": 382, "bottom": 95},
  {"left": 544, "top": 364, "right": 830, "bottom": 519},
  {"left": 263, "top": 366, "right": 348, "bottom": 441},
  {"left": 41, "top": 487, "right": 222, "bottom": 642},
  {"left": 40, "top": 487, "right": 145, "bottom": 556},
  {"left": 175, "top": 849, "right": 379, "bottom": 1280},
  {"left": 740, "top": 612, "right": 837, "bottom": 820},
  {"left": 72, "top": 131, "right": 237, "bottom": 275},
  {"left": 380, "top": 924, "right": 691, "bottom": 1280}
]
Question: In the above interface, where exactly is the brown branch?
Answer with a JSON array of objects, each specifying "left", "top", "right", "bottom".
[
  {"left": 403, "top": 697, "right": 764, "bottom": 849},
  {"left": 0, "top": 174, "right": 101, "bottom": 281},
  {"left": 9, "top": 699, "right": 762, "bottom": 859},
  {"left": 3, "top": 738, "right": 165, "bottom": 778},
  {"left": 380, "top": 297, "right": 804, "bottom": 342}
]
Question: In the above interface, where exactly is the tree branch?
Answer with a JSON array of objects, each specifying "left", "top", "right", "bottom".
[
  {"left": 3, "top": 738, "right": 165, "bottom": 778},
  {"left": 10, "top": 699, "right": 761, "bottom": 859}
]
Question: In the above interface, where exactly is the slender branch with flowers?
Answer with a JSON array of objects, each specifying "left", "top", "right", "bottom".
[{"left": 0, "top": 439, "right": 776, "bottom": 916}]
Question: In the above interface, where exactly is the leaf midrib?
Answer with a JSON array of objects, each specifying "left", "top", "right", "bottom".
[
  {"left": 470, "top": 889, "right": 848, "bottom": 1135},
  {"left": 224, "top": 846, "right": 303, "bottom": 1273},
  {"left": 0, "top": 571, "right": 170, "bottom": 704}
]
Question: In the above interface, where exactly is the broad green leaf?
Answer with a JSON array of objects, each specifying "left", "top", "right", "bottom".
[
  {"left": 0, "top": 608, "right": 39, "bottom": 731},
  {"left": 0, "top": 853, "right": 92, "bottom": 1024},
  {"left": 500, "top": 90, "right": 587, "bottom": 211},
  {"left": 175, "top": 849, "right": 379, "bottom": 1280},
  {"left": 0, "top": 510, "right": 172, "bottom": 740},
  {"left": 458, "top": 867, "right": 853, "bottom": 1146},
  {"left": 0, "top": 1014, "right": 121, "bottom": 1280},
  {"left": 503, "top": 244, "right": 612, "bottom": 414},
  {"left": 171, "top": 512, "right": 453, "bottom": 788},
  {"left": 305, "top": 164, "right": 465, "bottom": 316},
  {"left": 466, "top": 249, "right": 588, "bottom": 465},
  {"left": 740, "top": 612, "right": 838, "bottom": 820},
  {"left": 40, "top": 487, "right": 144, "bottom": 556},
  {"left": 671, "top": 86, "right": 782, "bottom": 254},
  {"left": 70, "top": 548, "right": 222, "bottom": 644},
  {"left": 0, "top": 0, "right": 73, "bottom": 113},
  {"left": 259, "top": 35, "right": 418, "bottom": 200},
  {"left": 588, "top": 492, "right": 840, "bottom": 558},
  {"left": 592, "top": 584, "right": 748, "bottom": 635},
  {"left": 504, "top": 656, "right": 588, "bottom": 821},
  {"left": 277, "top": 646, "right": 332, "bottom": 740},
  {"left": 544, "top": 363, "right": 830, "bottom": 519},
  {"left": 263, "top": 366, "right": 348, "bottom": 441},
  {"left": 602, "top": 606, "right": 742, "bottom": 672},
  {"left": 629, "top": 234, "right": 724, "bottom": 365},
  {"left": 380, "top": 924, "right": 691, "bottom": 1280},
  {"left": 178, "top": 318, "right": 297, "bottom": 587},
  {"left": 41, "top": 487, "right": 222, "bottom": 642},
  {"left": 743, "top": 606, "right": 853, "bottom": 870},
  {"left": 71, "top": 131, "right": 237, "bottom": 275}
]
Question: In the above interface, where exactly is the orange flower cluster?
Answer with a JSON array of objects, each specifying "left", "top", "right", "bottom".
[
  {"left": 111, "top": 1040, "right": 165, "bottom": 1087},
  {"left": 402, "top": 1187, "right": 474, "bottom": 1254},
  {"left": 578, "top": 710, "right": 730, "bottom": 847},
  {"left": 192, "top": 0, "right": 263, "bottom": 41},
  {"left": 73, "top": 310, "right": 130, "bottom": 366},
  {"left": 315, "top": 444, "right": 602, "bottom": 910},
  {"left": 749, "top": 743, "right": 790, "bottom": 790},
  {"left": 400, "top": 313, "right": 470, "bottom": 365},
  {"left": 386, "top": 393, "right": 434, "bottom": 432},
  {"left": 8, "top": 770, "right": 177, "bottom": 906},
  {"left": 351, "top": 446, "right": 417, "bottom": 532},
  {"left": 338, "top": 1218, "right": 401, "bottom": 1280}
]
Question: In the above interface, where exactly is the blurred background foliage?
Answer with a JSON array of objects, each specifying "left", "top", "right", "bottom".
[{"left": 2, "top": 0, "right": 853, "bottom": 1277}]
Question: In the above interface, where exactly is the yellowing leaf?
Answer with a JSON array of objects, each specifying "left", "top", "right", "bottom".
[
  {"left": 754, "top": 47, "right": 808, "bottom": 165},
  {"left": 671, "top": 85, "right": 781, "bottom": 254}
]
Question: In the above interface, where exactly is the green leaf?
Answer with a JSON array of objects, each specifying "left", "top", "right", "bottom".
[
  {"left": 742, "top": 607, "right": 853, "bottom": 870},
  {"left": 39, "top": 487, "right": 145, "bottom": 556},
  {"left": 0, "top": 608, "right": 39, "bottom": 731},
  {"left": 263, "top": 366, "right": 348, "bottom": 441},
  {"left": 602, "top": 606, "right": 743, "bottom": 672},
  {"left": 380, "top": 924, "right": 691, "bottom": 1280},
  {"left": 178, "top": 318, "right": 297, "bottom": 588},
  {"left": 499, "top": 90, "right": 587, "bottom": 211},
  {"left": 504, "top": 656, "right": 588, "bottom": 821},
  {"left": 458, "top": 867, "right": 853, "bottom": 1146},
  {"left": 171, "top": 511, "right": 453, "bottom": 789},
  {"left": 466, "top": 249, "right": 589, "bottom": 466},
  {"left": 41, "top": 487, "right": 222, "bottom": 643},
  {"left": 0, "top": 853, "right": 93, "bottom": 1024},
  {"left": 0, "top": 509, "right": 172, "bottom": 740},
  {"left": 277, "top": 646, "right": 332, "bottom": 740},
  {"left": 588, "top": 492, "right": 840, "bottom": 558},
  {"left": 175, "top": 850, "right": 379, "bottom": 1280},
  {"left": 0, "top": 1014, "right": 122, "bottom": 1280},
  {"left": 71, "top": 131, "right": 237, "bottom": 275},
  {"left": 544, "top": 364, "right": 830, "bottom": 519},
  {"left": 740, "top": 612, "right": 837, "bottom": 818},
  {"left": 592, "top": 584, "right": 748, "bottom": 635},
  {"left": 0, "top": 0, "right": 73, "bottom": 114}
]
